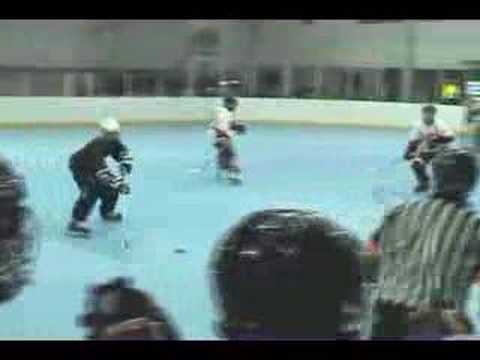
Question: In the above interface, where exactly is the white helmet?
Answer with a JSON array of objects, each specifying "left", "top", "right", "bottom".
[{"left": 99, "top": 116, "right": 120, "bottom": 133}]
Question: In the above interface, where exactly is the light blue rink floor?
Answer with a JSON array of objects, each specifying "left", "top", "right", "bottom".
[{"left": 0, "top": 124, "right": 474, "bottom": 340}]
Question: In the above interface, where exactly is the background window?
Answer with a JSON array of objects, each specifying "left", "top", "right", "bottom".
[
  {"left": 257, "top": 66, "right": 282, "bottom": 98},
  {"left": 94, "top": 72, "right": 123, "bottom": 96},
  {"left": 30, "top": 71, "right": 64, "bottom": 96},
  {"left": 131, "top": 73, "right": 157, "bottom": 96}
]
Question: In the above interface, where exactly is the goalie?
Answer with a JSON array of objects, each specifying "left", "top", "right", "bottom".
[
  {"left": 208, "top": 96, "right": 247, "bottom": 184},
  {"left": 404, "top": 105, "right": 455, "bottom": 193},
  {"left": 67, "top": 117, "right": 133, "bottom": 237}
]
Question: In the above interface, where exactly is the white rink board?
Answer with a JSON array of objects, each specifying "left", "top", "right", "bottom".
[{"left": 0, "top": 97, "right": 464, "bottom": 130}]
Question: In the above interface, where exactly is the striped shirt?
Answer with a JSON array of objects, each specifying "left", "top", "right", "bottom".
[{"left": 371, "top": 198, "right": 480, "bottom": 309}]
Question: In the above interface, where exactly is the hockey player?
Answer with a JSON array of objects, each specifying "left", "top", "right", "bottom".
[
  {"left": 67, "top": 117, "right": 133, "bottom": 237},
  {"left": 208, "top": 96, "right": 247, "bottom": 184},
  {"left": 404, "top": 105, "right": 455, "bottom": 192}
]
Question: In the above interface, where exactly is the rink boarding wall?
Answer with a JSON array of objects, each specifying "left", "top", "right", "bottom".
[{"left": 0, "top": 97, "right": 466, "bottom": 132}]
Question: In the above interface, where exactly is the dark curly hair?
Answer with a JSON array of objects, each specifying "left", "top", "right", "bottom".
[
  {"left": 432, "top": 147, "right": 478, "bottom": 202},
  {"left": 0, "top": 156, "right": 35, "bottom": 305},
  {"left": 78, "top": 277, "right": 181, "bottom": 340},
  {"left": 210, "top": 208, "right": 363, "bottom": 339}
]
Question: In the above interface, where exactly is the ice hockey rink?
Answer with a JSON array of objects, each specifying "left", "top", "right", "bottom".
[{"left": 0, "top": 122, "right": 443, "bottom": 339}]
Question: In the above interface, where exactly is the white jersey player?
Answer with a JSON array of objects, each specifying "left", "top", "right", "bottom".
[
  {"left": 409, "top": 117, "right": 454, "bottom": 149},
  {"left": 208, "top": 97, "right": 247, "bottom": 184},
  {"left": 208, "top": 103, "right": 236, "bottom": 142},
  {"left": 404, "top": 105, "right": 455, "bottom": 192}
]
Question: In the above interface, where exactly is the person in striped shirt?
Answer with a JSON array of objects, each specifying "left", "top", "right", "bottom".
[
  {"left": 404, "top": 105, "right": 455, "bottom": 193},
  {"left": 368, "top": 147, "right": 480, "bottom": 339}
]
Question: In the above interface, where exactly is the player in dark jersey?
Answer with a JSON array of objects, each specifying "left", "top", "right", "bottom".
[{"left": 67, "top": 117, "right": 133, "bottom": 236}]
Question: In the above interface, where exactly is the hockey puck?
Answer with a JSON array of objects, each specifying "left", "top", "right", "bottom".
[{"left": 174, "top": 247, "right": 187, "bottom": 254}]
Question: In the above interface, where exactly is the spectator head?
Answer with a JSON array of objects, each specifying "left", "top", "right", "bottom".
[
  {"left": 407, "top": 309, "right": 473, "bottom": 339},
  {"left": 78, "top": 277, "right": 180, "bottom": 340},
  {"left": 0, "top": 156, "right": 34, "bottom": 305},
  {"left": 422, "top": 104, "right": 437, "bottom": 125},
  {"left": 210, "top": 208, "right": 363, "bottom": 340},
  {"left": 431, "top": 147, "right": 478, "bottom": 202}
]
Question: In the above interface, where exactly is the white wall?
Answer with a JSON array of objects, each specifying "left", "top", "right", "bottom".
[
  {"left": 416, "top": 21, "right": 480, "bottom": 69},
  {"left": 0, "top": 97, "right": 464, "bottom": 132},
  {"left": 0, "top": 20, "right": 196, "bottom": 69},
  {"left": 108, "top": 21, "right": 195, "bottom": 69},
  {"left": 239, "top": 99, "right": 463, "bottom": 131},
  {"left": 0, "top": 20, "right": 101, "bottom": 68},
  {"left": 0, "top": 20, "right": 253, "bottom": 70},
  {"left": 249, "top": 20, "right": 480, "bottom": 69},
  {"left": 0, "top": 20, "right": 479, "bottom": 71}
]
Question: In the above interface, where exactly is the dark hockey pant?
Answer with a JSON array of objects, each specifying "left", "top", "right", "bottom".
[
  {"left": 411, "top": 151, "right": 436, "bottom": 186},
  {"left": 70, "top": 167, "right": 119, "bottom": 222},
  {"left": 214, "top": 138, "right": 240, "bottom": 174}
]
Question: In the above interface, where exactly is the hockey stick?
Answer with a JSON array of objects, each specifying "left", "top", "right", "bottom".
[
  {"left": 189, "top": 157, "right": 213, "bottom": 174},
  {"left": 371, "top": 156, "right": 409, "bottom": 206},
  {"left": 189, "top": 148, "right": 214, "bottom": 174},
  {"left": 119, "top": 169, "right": 131, "bottom": 251},
  {"left": 120, "top": 192, "right": 130, "bottom": 251}
]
